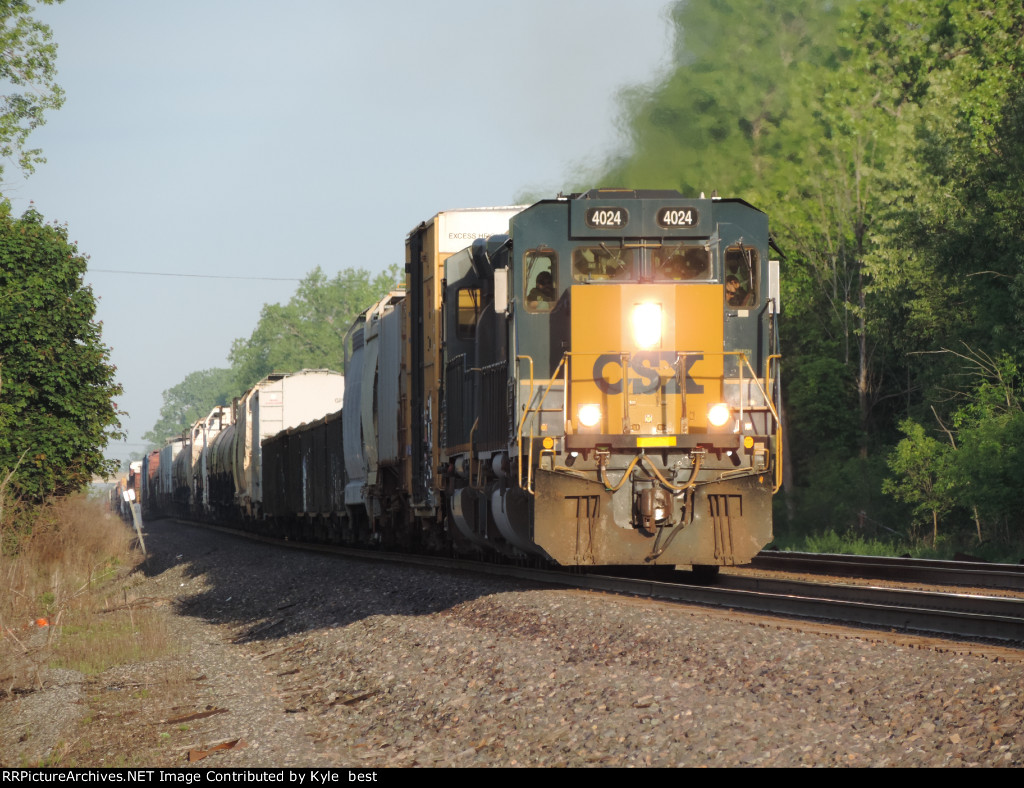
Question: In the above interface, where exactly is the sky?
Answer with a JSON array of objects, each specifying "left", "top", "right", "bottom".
[{"left": 8, "top": 0, "right": 674, "bottom": 465}]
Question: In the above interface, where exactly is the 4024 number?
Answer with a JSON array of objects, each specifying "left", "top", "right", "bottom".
[
  {"left": 585, "top": 207, "right": 628, "bottom": 228},
  {"left": 657, "top": 207, "right": 699, "bottom": 228}
]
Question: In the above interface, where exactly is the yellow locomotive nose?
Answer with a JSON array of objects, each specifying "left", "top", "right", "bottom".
[{"left": 569, "top": 282, "right": 724, "bottom": 435}]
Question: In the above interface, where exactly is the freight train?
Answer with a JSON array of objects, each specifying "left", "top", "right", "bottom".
[{"left": 141, "top": 189, "right": 782, "bottom": 571}]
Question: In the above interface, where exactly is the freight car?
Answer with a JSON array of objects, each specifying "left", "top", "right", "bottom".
[
  {"left": 143, "top": 370, "right": 344, "bottom": 523},
  {"left": 150, "top": 190, "right": 782, "bottom": 571}
]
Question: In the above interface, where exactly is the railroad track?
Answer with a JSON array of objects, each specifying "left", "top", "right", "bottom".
[
  {"left": 749, "top": 550, "right": 1024, "bottom": 591},
  {"left": 165, "top": 519, "right": 1024, "bottom": 648},
  {"left": 581, "top": 570, "right": 1024, "bottom": 647}
]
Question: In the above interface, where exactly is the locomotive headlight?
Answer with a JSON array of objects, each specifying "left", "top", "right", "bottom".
[
  {"left": 631, "top": 302, "right": 662, "bottom": 349},
  {"left": 578, "top": 404, "right": 603, "bottom": 428},
  {"left": 707, "top": 402, "right": 732, "bottom": 427}
]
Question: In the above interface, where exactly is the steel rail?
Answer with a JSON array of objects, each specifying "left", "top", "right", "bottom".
[
  {"left": 717, "top": 574, "right": 1024, "bottom": 618},
  {"left": 571, "top": 571, "right": 1024, "bottom": 646},
  {"left": 751, "top": 551, "right": 1024, "bottom": 591}
]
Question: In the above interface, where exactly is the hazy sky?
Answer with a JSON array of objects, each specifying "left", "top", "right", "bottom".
[{"left": 8, "top": 0, "right": 674, "bottom": 464}]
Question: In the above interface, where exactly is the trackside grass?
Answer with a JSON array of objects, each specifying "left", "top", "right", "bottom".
[{"left": 0, "top": 492, "right": 174, "bottom": 695}]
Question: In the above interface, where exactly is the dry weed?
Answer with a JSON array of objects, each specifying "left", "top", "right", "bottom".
[
  {"left": 0, "top": 492, "right": 163, "bottom": 696},
  {"left": 52, "top": 608, "right": 173, "bottom": 675}
]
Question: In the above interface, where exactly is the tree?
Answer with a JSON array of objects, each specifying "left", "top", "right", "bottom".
[
  {"left": 0, "top": 0, "right": 67, "bottom": 179},
  {"left": 229, "top": 265, "right": 402, "bottom": 389},
  {"left": 943, "top": 350, "right": 1024, "bottom": 544},
  {"left": 142, "top": 367, "right": 236, "bottom": 447},
  {"left": 0, "top": 205, "right": 123, "bottom": 499},
  {"left": 597, "top": 0, "right": 852, "bottom": 197},
  {"left": 886, "top": 2, "right": 1024, "bottom": 356},
  {"left": 883, "top": 421, "right": 956, "bottom": 548}
]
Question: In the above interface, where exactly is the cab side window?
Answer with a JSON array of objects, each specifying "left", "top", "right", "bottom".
[
  {"left": 456, "top": 287, "right": 482, "bottom": 338},
  {"left": 524, "top": 250, "right": 558, "bottom": 313},
  {"left": 724, "top": 246, "right": 758, "bottom": 307}
]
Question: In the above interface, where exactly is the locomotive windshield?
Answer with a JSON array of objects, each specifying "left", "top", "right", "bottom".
[
  {"left": 566, "top": 240, "right": 758, "bottom": 306},
  {"left": 652, "top": 243, "right": 711, "bottom": 281},
  {"left": 572, "top": 244, "right": 636, "bottom": 282}
]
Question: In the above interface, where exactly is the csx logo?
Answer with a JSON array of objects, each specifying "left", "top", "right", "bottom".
[{"left": 592, "top": 353, "right": 705, "bottom": 395}]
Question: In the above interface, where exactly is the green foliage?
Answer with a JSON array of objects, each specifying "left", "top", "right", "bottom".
[
  {"left": 141, "top": 367, "right": 236, "bottom": 446},
  {"left": 0, "top": 0, "right": 67, "bottom": 179},
  {"left": 783, "top": 356, "right": 859, "bottom": 464},
  {"left": 780, "top": 450, "right": 899, "bottom": 538},
  {"left": 882, "top": 421, "right": 956, "bottom": 544},
  {"left": 0, "top": 205, "right": 123, "bottom": 499},
  {"left": 772, "top": 525, "right": 1024, "bottom": 564},
  {"left": 953, "top": 410, "right": 1024, "bottom": 531},
  {"left": 596, "top": 0, "right": 851, "bottom": 197},
  {"left": 943, "top": 353, "right": 1024, "bottom": 540},
  {"left": 800, "top": 530, "right": 908, "bottom": 559},
  {"left": 881, "top": 350, "right": 1024, "bottom": 548},
  {"left": 228, "top": 264, "right": 402, "bottom": 389},
  {"left": 869, "top": 1, "right": 1024, "bottom": 360}
]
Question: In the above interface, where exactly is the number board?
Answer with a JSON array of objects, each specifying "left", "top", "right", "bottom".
[
  {"left": 584, "top": 206, "right": 628, "bottom": 229},
  {"left": 656, "top": 207, "right": 700, "bottom": 229},
  {"left": 569, "top": 197, "right": 711, "bottom": 238}
]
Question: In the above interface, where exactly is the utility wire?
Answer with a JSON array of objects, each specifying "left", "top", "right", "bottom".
[{"left": 90, "top": 268, "right": 302, "bottom": 282}]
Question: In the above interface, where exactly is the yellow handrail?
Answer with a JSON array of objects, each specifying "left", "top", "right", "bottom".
[
  {"left": 514, "top": 355, "right": 535, "bottom": 491},
  {"left": 765, "top": 353, "right": 783, "bottom": 494},
  {"left": 516, "top": 353, "right": 570, "bottom": 494}
]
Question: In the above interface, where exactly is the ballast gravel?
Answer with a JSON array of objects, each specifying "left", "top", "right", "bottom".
[{"left": 3, "top": 518, "right": 1023, "bottom": 768}]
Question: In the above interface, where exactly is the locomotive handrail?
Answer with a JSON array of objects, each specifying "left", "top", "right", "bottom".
[
  {"left": 728, "top": 350, "right": 781, "bottom": 426},
  {"left": 766, "top": 352, "right": 783, "bottom": 494},
  {"left": 534, "top": 355, "right": 570, "bottom": 494},
  {"left": 716, "top": 349, "right": 783, "bottom": 493},
  {"left": 514, "top": 354, "right": 535, "bottom": 492},
  {"left": 515, "top": 352, "right": 570, "bottom": 494}
]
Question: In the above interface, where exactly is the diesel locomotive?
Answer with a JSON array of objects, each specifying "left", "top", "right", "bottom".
[{"left": 145, "top": 189, "right": 782, "bottom": 570}]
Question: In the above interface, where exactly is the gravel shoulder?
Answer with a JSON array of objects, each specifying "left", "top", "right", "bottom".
[{"left": 2, "top": 518, "right": 1024, "bottom": 768}]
